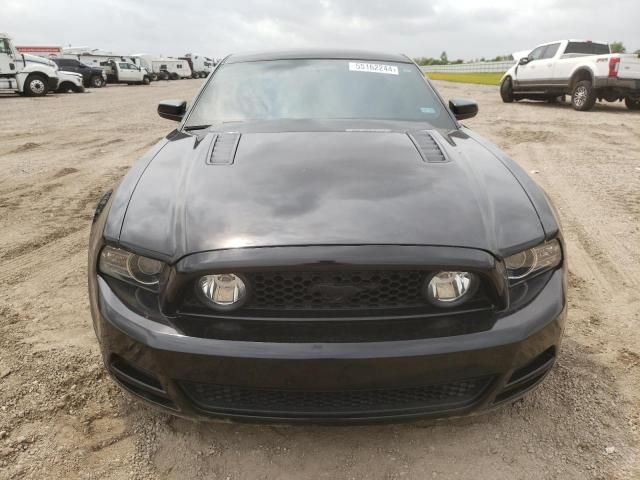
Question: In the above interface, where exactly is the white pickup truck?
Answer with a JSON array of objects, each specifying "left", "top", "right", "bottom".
[
  {"left": 500, "top": 40, "right": 640, "bottom": 111},
  {"left": 103, "top": 59, "right": 151, "bottom": 85},
  {"left": 0, "top": 32, "right": 59, "bottom": 96}
]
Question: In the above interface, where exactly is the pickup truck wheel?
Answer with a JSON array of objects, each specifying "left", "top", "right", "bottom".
[
  {"left": 571, "top": 80, "right": 596, "bottom": 111},
  {"left": 56, "top": 82, "right": 74, "bottom": 93},
  {"left": 547, "top": 96, "right": 566, "bottom": 104},
  {"left": 24, "top": 74, "right": 49, "bottom": 97},
  {"left": 625, "top": 97, "right": 640, "bottom": 111},
  {"left": 500, "top": 77, "right": 514, "bottom": 103},
  {"left": 90, "top": 75, "right": 104, "bottom": 88},
  {"left": 142, "top": 76, "right": 151, "bottom": 85}
]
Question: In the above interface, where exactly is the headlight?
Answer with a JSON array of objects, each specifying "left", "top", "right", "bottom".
[
  {"left": 504, "top": 240, "right": 562, "bottom": 283},
  {"left": 99, "top": 246, "right": 165, "bottom": 290},
  {"left": 425, "top": 271, "right": 478, "bottom": 308},
  {"left": 196, "top": 274, "right": 247, "bottom": 311}
]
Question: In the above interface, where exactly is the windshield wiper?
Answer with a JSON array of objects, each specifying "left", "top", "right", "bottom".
[{"left": 184, "top": 124, "right": 212, "bottom": 131}]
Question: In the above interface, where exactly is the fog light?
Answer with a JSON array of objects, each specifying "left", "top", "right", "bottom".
[
  {"left": 425, "top": 271, "right": 477, "bottom": 308},
  {"left": 197, "top": 274, "right": 247, "bottom": 311}
]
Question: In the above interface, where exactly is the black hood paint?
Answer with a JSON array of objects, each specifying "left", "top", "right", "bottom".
[{"left": 115, "top": 128, "right": 546, "bottom": 262}]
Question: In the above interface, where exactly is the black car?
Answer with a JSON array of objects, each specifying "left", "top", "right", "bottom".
[
  {"left": 53, "top": 58, "right": 106, "bottom": 88},
  {"left": 89, "top": 50, "right": 566, "bottom": 423}
]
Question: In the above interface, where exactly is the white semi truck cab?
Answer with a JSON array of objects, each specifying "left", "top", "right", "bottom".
[{"left": 0, "top": 32, "right": 59, "bottom": 96}]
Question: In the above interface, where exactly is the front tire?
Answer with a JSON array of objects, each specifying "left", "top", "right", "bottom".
[
  {"left": 625, "top": 97, "right": 640, "bottom": 111},
  {"left": 90, "top": 75, "right": 104, "bottom": 88},
  {"left": 500, "top": 77, "right": 514, "bottom": 103},
  {"left": 24, "top": 74, "right": 49, "bottom": 97},
  {"left": 142, "top": 76, "right": 151, "bottom": 85},
  {"left": 571, "top": 80, "right": 596, "bottom": 111},
  {"left": 56, "top": 82, "right": 74, "bottom": 93}
]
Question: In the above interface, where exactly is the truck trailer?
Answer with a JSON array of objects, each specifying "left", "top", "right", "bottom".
[
  {"left": 131, "top": 54, "right": 192, "bottom": 80},
  {"left": 180, "top": 53, "right": 215, "bottom": 78}
]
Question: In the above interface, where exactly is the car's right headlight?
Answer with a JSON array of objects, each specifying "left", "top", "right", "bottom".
[
  {"left": 99, "top": 246, "right": 165, "bottom": 291},
  {"left": 504, "top": 239, "right": 562, "bottom": 284}
]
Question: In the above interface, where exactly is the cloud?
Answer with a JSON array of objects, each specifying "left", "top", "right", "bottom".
[{"left": 3, "top": 0, "right": 639, "bottom": 59}]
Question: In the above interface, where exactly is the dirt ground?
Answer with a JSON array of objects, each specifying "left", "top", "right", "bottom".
[{"left": 0, "top": 78, "right": 638, "bottom": 480}]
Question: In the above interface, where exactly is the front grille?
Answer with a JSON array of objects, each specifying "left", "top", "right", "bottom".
[
  {"left": 180, "top": 377, "right": 492, "bottom": 418},
  {"left": 245, "top": 270, "right": 428, "bottom": 310}
]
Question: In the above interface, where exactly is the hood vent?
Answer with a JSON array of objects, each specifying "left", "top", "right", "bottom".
[
  {"left": 408, "top": 131, "right": 448, "bottom": 163},
  {"left": 207, "top": 133, "right": 241, "bottom": 165}
]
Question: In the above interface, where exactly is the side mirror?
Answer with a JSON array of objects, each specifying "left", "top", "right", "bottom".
[
  {"left": 449, "top": 99, "right": 478, "bottom": 121},
  {"left": 158, "top": 100, "right": 187, "bottom": 121},
  {"left": 519, "top": 57, "right": 530, "bottom": 65}
]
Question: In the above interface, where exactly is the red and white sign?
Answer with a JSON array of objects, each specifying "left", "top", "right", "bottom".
[{"left": 16, "top": 46, "right": 62, "bottom": 57}]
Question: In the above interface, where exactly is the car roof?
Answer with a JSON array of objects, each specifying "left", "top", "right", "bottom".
[{"left": 225, "top": 49, "right": 413, "bottom": 64}]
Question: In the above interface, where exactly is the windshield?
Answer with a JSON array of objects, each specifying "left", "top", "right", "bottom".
[{"left": 185, "top": 59, "right": 454, "bottom": 129}]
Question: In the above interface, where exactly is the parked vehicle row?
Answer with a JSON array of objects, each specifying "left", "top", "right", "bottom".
[
  {"left": 501, "top": 39, "right": 640, "bottom": 111},
  {"left": 2, "top": 32, "right": 214, "bottom": 97}
]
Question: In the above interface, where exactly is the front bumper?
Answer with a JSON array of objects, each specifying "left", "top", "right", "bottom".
[{"left": 91, "top": 267, "right": 566, "bottom": 424}]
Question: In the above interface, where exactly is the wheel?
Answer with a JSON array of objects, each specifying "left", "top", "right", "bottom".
[
  {"left": 90, "top": 75, "right": 104, "bottom": 88},
  {"left": 571, "top": 80, "right": 596, "bottom": 111},
  {"left": 159, "top": 71, "right": 169, "bottom": 80},
  {"left": 56, "top": 82, "right": 74, "bottom": 93},
  {"left": 500, "top": 77, "right": 514, "bottom": 103},
  {"left": 74, "top": 85, "right": 85, "bottom": 93},
  {"left": 150, "top": 73, "right": 158, "bottom": 82},
  {"left": 546, "top": 96, "right": 565, "bottom": 104},
  {"left": 169, "top": 72, "right": 179, "bottom": 80},
  {"left": 625, "top": 97, "right": 640, "bottom": 111},
  {"left": 24, "top": 74, "right": 49, "bottom": 97},
  {"left": 142, "top": 76, "right": 151, "bottom": 85}
]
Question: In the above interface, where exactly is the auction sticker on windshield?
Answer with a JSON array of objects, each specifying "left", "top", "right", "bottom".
[{"left": 349, "top": 62, "right": 399, "bottom": 75}]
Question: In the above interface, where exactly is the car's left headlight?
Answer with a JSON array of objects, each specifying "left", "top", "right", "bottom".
[
  {"left": 504, "top": 239, "right": 562, "bottom": 284},
  {"left": 99, "top": 246, "right": 166, "bottom": 291}
]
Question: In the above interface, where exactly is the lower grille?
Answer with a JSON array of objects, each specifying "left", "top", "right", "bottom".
[{"left": 180, "top": 377, "right": 492, "bottom": 418}]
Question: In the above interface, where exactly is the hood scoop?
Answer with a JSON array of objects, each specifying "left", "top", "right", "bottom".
[
  {"left": 206, "top": 133, "right": 241, "bottom": 165},
  {"left": 407, "top": 131, "right": 448, "bottom": 163}
]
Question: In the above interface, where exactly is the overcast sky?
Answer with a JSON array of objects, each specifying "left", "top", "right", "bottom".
[{"left": 3, "top": 0, "right": 639, "bottom": 60}]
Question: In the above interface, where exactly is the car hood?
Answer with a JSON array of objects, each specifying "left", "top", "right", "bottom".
[{"left": 117, "top": 128, "right": 545, "bottom": 261}]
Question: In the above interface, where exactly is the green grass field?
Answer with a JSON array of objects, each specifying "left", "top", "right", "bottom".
[{"left": 427, "top": 72, "right": 505, "bottom": 86}]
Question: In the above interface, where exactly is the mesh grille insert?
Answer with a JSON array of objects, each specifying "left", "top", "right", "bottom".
[
  {"left": 245, "top": 270, "right": 427, "bottom": 310},
  {"left": 180, "top": 378, "right": 491, "bottom": 416}
]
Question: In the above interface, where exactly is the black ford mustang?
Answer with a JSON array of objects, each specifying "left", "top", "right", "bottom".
[{"left": 88, "top": 50, "right": 566, "bottom": 423}]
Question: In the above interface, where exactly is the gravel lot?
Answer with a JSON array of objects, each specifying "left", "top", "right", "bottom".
[{"left": 0, "top": 79, "right": 638, "bottom": 480}]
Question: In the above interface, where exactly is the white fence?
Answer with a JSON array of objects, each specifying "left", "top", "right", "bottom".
[{"left": 421, "top": 61, "right": 514, "bottom": 73}]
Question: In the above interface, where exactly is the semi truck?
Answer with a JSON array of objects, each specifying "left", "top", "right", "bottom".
[{"left": 0, "top": 32, "right": 59, "bottom": 96}]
